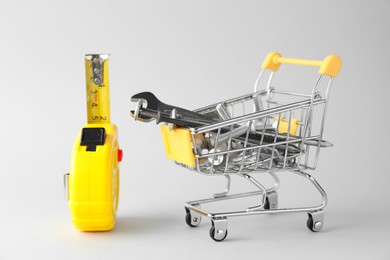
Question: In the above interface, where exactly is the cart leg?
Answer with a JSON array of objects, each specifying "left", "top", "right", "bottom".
[
  {"left": 264, "top": 191, "right": 278, "bottom": 210},
  {"left": 239, "top": 173, "right": 267, "bottom": 211},
  {"left": 213, "top": 175, "right": 231, "bottom": 198},
  {"left": 292, "top": 170, "right": 328, "bottom": 209},
  {"left": 210, "top": 218, "right": 228, "bottom": 242},
  {"left": 307, "top": 210, "right": 325, "bottom": 232},
  {"left": 267, "top": 171, "right": 280, "bottom": 193},
  {"left": 185, "top": 204, "right": 202, "bottom": 227},
  {"left": 292, "top": 170, "right": 327, "bottom": 232}
]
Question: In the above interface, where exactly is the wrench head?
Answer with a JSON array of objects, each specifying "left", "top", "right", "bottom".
[
  {"left": 130, "top": 92, "right": 159, "bottom": 122},
  {"left": 131, "top": 91, "right": 160, "bottom": 111}
]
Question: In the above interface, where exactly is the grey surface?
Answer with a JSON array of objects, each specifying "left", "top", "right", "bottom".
[{"left": 1, "top": 0, "right": 389, "bottom": 259}]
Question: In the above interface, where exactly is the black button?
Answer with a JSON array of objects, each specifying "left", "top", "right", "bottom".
[{"left": 80, "top": 128, "right": 106, "bottom": 151}]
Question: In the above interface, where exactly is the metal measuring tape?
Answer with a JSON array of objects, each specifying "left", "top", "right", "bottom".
[{"left": 85, "top": 54, "right": 111, "bottom": 124}]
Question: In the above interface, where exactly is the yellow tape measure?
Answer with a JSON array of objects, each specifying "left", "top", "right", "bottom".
[
  {"left": 66, "top": 54, "right": 121, "bottom": 231},
  {"left": 85, "top": 54, "right": 111, "bottom": 124}
]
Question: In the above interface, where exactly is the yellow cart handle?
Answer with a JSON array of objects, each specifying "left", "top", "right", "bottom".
[{"left": 262, "top": 52, "right": 342, "bottom": 77}]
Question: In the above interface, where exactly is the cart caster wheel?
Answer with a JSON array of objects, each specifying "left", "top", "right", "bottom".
[
  {"left": 264, "top": 199, "right": 270, "bottom": 210},
  {"left": 306, "top": 211, "right": 324, "bottom": 232},
  {"left": 210, "top": 226, "right": 228, "bottom": 242},
  {"left": 264, "top": 191, "right": 278, "bottom": 210},
  {"left": 210, "top": 218, "right": 228, "bottom": 242},
  {"left": 184, "top": 207, "right": 201, "bottom": 227}
]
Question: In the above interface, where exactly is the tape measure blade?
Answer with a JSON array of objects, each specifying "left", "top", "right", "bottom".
[{"left": 85, "top": 54, "right": 111, "bottom": 124}]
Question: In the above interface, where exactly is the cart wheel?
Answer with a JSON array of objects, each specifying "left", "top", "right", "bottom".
[
  {"left": 264, "top": 198, "right": 270, "bottom": 210},
  {"left": 185, "top": 209, "right": 201, "bottom": 227},
  {"left": 306, "top": 212, "right": 323, "bottom": 232},
  {"left": 209, "top": 226, "right": 228, "bottom": 242},
  {"left": 209, "top": 219, "right": 228, "bottom": 242}
]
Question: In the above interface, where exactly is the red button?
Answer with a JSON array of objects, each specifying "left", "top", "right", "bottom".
[{"left": 118, "top": 149, "right": 123, "bottom": 162}]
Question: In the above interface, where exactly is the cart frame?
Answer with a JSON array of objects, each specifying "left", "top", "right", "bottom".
[{"left": 136, "top": 52, "right": 341, "bottom": 241}]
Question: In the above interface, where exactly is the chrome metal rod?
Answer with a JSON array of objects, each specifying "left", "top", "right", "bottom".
[
  {"left": 193, "top": 90, "right": 269, "bottom": 114},
  {"left": 185, "top": 169, "right": 327, "bottom": 219},
  {"left": 213, "top": 175, "right": 231, "bottom": 198},
  {"left": 196, "top": 136, "right": 322, "bottom": 159},
  {"left": 192, "top": 98, "right": 325, "bottom": 134},
  {"left": 238, "top": 173, "right": 266, "bottom": 211}
]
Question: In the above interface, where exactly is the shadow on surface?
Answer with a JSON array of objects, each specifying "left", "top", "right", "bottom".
[{"left": 113, "top": 215, "right": 177, "bottom": 235}]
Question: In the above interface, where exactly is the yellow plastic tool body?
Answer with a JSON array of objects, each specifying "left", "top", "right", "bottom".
[
  {"left": 68, "top": 54, "right": 120, "bottom": 231},
  {"left": 69, "top": 124, "right": 120, "bottom": 231}
]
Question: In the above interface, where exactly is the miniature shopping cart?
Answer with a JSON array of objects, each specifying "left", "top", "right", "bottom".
[{"left": 131, "top": 52, "right": 341, "bottom": 241}]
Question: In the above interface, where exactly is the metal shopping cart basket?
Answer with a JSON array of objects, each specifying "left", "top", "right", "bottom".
[{"left": 131, "top": 52, "right": 342, "bottom": 241}]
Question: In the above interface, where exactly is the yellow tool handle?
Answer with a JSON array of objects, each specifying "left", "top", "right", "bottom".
[
  {"left": 262, "top": 52, "right": 342, "bottom": 77},
  {"left": 85, "top": 54, "right": 111, "bottom": 124},
  {"left": 275, "top": 57, "right": 322, "bottom": 67}
]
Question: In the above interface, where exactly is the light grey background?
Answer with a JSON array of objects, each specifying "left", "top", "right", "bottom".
[{"left": 1, "top": 0, "right": 389, "bottom": 259}]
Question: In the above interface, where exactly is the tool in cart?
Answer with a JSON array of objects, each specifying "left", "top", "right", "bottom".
[
  {"left": 64, "top": 54, "right": 122, "bottom": 231},
  {"left": 131, "top": 52, "right": 341, "bottom": 241},
  {"left": 131, "top": 91, "right": 217, "bottom": 127},
  {"left": 131, "top": 92, "right": 333, "bottom": 148},
  {"left": 130, "top": 92, "right": 302, "bottom": 168},
  {"left": 130, "top": 91, "right": 333, "bottom": 171}
]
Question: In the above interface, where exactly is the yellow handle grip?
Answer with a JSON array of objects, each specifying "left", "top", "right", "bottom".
[{"left": 262, "top": 52, "right": 342, "bottom": 77}]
